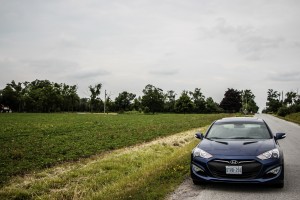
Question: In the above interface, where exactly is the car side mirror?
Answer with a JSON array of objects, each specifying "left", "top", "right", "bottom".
[
  {"left": 275, "top": 133, "right": 286, "bottom": 140},
  {"left": 195, "top": 132, "right": 204, "bottom": 140}
]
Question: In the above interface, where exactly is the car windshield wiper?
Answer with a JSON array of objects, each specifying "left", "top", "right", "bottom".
[
  {"left": 230, "top": 137, "right": 255, "bottom": 139},
  {"left": 206, "top": 137, "right": 228, "bottom": 145},
  {"left": 207, "top": 137, "right": 225, "bottom": 140},
  {"left": 214, "top": 140, "right": 228, "bottom": 145},
  {"left": 243, "top": 141, "right": 258, "bottom": 145}
]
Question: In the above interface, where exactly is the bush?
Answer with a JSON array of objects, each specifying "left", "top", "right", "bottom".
[
  {"left": 277, "top": 106, "right": 290, "bottom": 117},
  {"left": 289, "top": 104, "right": 300, "bottom": 113},
  {"left": 143, "top": 106, "right": 150, "bottom": 114}
]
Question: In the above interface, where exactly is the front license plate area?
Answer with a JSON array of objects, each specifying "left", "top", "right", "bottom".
[{"left": 226, "top": 166, "right": 242, "bottom": 174}]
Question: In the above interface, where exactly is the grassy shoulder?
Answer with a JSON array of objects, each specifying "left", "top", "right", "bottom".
[
  {"left": 0, "top": 128, "right": 203, "bottom": 200},
  {"left": 282, "top": 112, "right": 300, "bottom": 124},
  {"left": 0, "top": 113, "right": 231, "bottom": 185}
]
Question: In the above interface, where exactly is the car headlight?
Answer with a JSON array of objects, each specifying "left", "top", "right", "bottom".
[
  {"left": 193, "top": 148, "right": 213, "bottom": 159},
  {"left": 257, "top": 148, "right": 280, "bottom": 160}
]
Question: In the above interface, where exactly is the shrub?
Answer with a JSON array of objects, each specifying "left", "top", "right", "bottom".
[
  {"left": 143, "top": 106, "right": 150, "bottom": 114},
  {"left": 277, "top": 106, "right": 290, "bottom": 117},
  {"left": 289, "top": 104, "right": 300, "bottom": 113}
]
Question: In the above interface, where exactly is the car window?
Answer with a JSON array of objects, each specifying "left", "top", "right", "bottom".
[{"left": 206, "top": 122, "right": 272, "bottom": 140}]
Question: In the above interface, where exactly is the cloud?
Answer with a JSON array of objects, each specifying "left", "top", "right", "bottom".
[
  {"left": 199, "top": 18, "right": 285, "bottom": 60},
  {"left": 149, "top": 69, "right": 179, "bottom": 76},
  {"left": 268, "top": 71, "right": 300, "bottom": 82},
  {"left": 23, "top": 59, "right": 78, "bottom": 69},
  {"left": 57, "top": 33, "right": 83, "bottom": 48},
  {"left": 72, "top": 69, "right": 110, "bottom": 79},
  {"left": 237, "top": 36, "right": 284, "bottom": 60},
  {"left": 292, "top": 41, "right": 300, "bottom": 48}
]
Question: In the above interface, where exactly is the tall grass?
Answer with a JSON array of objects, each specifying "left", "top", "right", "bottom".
[{"left": 284, "top": 112, "right": 300, "bottom": 124}]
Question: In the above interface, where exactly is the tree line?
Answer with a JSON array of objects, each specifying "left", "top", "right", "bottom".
[
  {"left": 263, "top": 89, "right": 300, "bottom": 116},
  {"left": 0, "top": 79, "right": 259, "bottom": 114}
]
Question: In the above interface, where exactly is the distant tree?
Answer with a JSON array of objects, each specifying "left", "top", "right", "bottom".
[
  {"left": 1, "top": 84, "right": 19, "bottom": 111},
  {"left": 284, "top": 91, "right": 297, "bottom": 106},
  {"left": 79, "top": 98, "right": 90, "bottom": 112},
  {"left": 114, "top": 91, "right": 136, "bottom": 112},
  {"left": 190, "top": 88, "right": 206, "bottom": 113},
  {"left": 241, "top": 89, "right": 259, "bottom": 114},
  {"left": 0, "top": 79, "right": 82, "bottom": 112},
  {"left": 89, "top": 83, "right": 102, "bottom": 112},
  {"left": 266, "top": 89, "right": 281, "bottom": 113},
  {"left": 105, "top": 97, "right": 115, "bottom": 112},
  {"left": 26, "top": 79, "right": 60, "bottom": 112},
  {"left": 205, "top": 97, "right": 222, "bottom": 113},
  {"left": 175, "top": 91, "right": 194, "bottom": 114},
  {"left": 164, "top": 90, "right": 176, "bottom": 112},
  {"left": 141, "top": 84, "right": 164, "bottom": 114},
  {"left": 8, "top": 81, "right": 25, "bottom": 112},
  {"left": 220, "top": 88, "right": 242, "bottom": 113},
  {"left": 0, "top": 89, "right": 3, "bottom": 104},
  {"left": 133, "top": 96, "right": 142, "bottom": 112}
]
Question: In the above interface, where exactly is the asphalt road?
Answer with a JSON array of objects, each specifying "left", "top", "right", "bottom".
[{"left": 167, "top": 114, "right": 300, "bottom": 200}]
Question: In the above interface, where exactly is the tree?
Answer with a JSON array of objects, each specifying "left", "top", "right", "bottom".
[
  {"left": 190, "top": 88, "right": 206, "bottom": 113},
  {"left": 220, "top": 88, "right": 242, "bottom": 113},
  {"left": 284, "top": 91, "right": 297, "bottom": 106},
  {"left": 1, "top": 79, "right": 82, "bottom": 112},
  {"left": 175, "top": 91, "right": 194, "bottom": 113},
  {"left": 114, "top": 91, "right": 136, "bottom": 112},
  {"left": 241, "top": 89, "right": 259, "bottom": 114},
  {"left": 105, "top": 96, "right": 115, "bottom": 112},
  {"left": 205, "top": 97, "right": 222, "bottom": 113},
  {"left": 141, "top": 84, "right": 164, "bottom": 114},
  {"left": 164, "top": 90, "right": 176, "bottom": 112},
  {"left": 266, "top": 89, "right": 281, "bottom": 113},
  {"left": 89, "top": 83, "right": 102, "bottom": 112},
  {"left": 132, "top": 96, "right": 142, "bottom": 112},
  {"left": 25, "top": 79, "right": 59, "bottom": 112}
]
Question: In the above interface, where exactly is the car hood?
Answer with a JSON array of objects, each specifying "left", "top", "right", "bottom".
[{"left": 199, "top": 139, "right": 276, "bottom": 156}]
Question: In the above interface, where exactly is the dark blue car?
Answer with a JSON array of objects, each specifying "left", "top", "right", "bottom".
[{"left": 191, "top": 117, "right": 286, "bottom": 188}]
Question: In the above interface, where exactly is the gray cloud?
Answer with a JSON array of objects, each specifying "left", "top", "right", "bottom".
[
  {"left": 199, "top": 18, "right": 285, "bottom": 60},
  {"left": 149, "top": 69, "right": 179, "bottom": 76},
  {"left": 72, "top": 69, "right": 110, "bottom": 79},
  {"left": 23, "top": 59, "right": 78, "bottom": 69},
  {"left": 268, "top": 71, "right": 300, "bottom": 82},
  {"left": 237, "top": 36, "right": 284, "bottom": 60}
]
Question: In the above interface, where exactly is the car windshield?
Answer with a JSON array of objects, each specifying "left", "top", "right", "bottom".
[{"left": 206, "top": 122, "right": 272, "bottom": 140}]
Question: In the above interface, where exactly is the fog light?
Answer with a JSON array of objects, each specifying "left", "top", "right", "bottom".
[
  {"left": 192, "top": 164, "right": 204, "bottom": 172},
  {"left": 267, "top": 166, "right": 281, "bottom": 175}
]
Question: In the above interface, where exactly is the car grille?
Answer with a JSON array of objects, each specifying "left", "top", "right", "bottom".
[{"left": 207, "top": 160, "right": 262, "bottom": 179}]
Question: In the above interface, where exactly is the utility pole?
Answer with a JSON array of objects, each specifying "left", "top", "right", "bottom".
[{"left": 104, "top": 90, "right": 107, "bottom": 114}]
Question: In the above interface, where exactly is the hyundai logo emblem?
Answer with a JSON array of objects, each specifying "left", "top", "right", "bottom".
[{"left": 229, "top": 160, "right": 239, "bottom": 165}]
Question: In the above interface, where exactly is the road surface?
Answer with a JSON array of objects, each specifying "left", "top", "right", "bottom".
[{"left": 167, "top": 114, "right": 300, "bottom": 200}]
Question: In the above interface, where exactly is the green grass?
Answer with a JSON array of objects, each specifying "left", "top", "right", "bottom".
[
  {"left": 283, "top": 112, "right": 300, "bottom": 124},
  {"left": 0, "top": 113, "right": 232, "bottom": 186},
  {"left": 0, "top": 128, "right": 200, "bottom": 199}
]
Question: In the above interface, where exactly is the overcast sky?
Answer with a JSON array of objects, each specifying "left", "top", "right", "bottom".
[{"left": 1, "top": 0, "right": 300, "bottom": 111}]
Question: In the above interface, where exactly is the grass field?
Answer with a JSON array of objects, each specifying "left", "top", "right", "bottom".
[
  {"left": 283, "top": 112, "right": 300, "bottom": 124},
  {"left": 0, "top": 113, "right": 232, "bottom": 186},
  {"left": 0, "top": 128, "right": 201, "bottom": 199}
]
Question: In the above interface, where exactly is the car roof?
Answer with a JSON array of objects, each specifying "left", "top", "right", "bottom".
[{"left": 215, "top": 117, "right": 265, "bottom": 123}]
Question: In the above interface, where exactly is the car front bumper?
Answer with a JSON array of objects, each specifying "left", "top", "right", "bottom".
[{"left": 191, "top": 155, "right": 284, "bottom": 184}]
